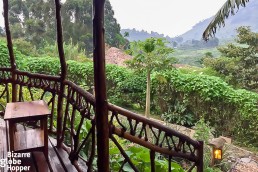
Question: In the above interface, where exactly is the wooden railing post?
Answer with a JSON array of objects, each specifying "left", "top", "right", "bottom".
[
  {"left": 93, "top": 0, "right": 110, "bottom": 171},
  {"left": 54, "top": 0, "right": 67, "bottom": 147},
  {"left": 197, "top": 141, "right": 204, "bottom": 172},
  {"left": 3, "top": 0, "right": 17, "bottom": 102}
]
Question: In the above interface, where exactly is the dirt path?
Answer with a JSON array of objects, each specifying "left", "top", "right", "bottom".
[
  {"left": 225, "top": 145, "right": 258, "bottom": 172},
  {"left": 230, "top": 157, "right": 258, "bottom": 172}
]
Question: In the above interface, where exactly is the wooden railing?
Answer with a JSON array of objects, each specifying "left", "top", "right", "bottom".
[{"left": 0, "top": 68, "right": 203, "bottom": 171}]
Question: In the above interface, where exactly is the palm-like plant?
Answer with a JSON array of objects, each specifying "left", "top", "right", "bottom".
[{"left": 203, "top": 0, "right": 250, "bottom": 40}]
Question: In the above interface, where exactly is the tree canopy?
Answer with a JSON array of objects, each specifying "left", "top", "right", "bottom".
[
  {"left": 203, "top": 26, "right": 258, "bottom": 91},
  {"left": 126, "top": 38, "right": 175, "bottom": 72},
  {"left": 7, "top": 0, "right": 128, "bottom": 54}
]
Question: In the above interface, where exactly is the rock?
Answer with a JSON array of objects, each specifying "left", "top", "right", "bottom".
[
  {"left": 240, "top": 157, "right": 251, "bottom": 163},
  {"left": 227, "top": 155, "right": 237, "bottom": 162},
  {"left": 249, "top": 161, "right": 258, "bottom": 166},
  {"left": 219, "top": 136, "right": 232, "bottom": 144}
]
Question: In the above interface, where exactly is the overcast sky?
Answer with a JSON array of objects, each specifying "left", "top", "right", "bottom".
[
  {"left": 0, "top": 0, "right": 227, "bottom": 37},
  {"left": 109, "top": 0, "right": 227, "bottom": 37}
]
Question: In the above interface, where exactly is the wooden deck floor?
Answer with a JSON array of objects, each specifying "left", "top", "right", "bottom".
[{"left": 0, "top": 118, "right": 87, "bottom": 172}]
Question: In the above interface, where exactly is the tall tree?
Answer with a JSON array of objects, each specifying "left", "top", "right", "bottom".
[
  {"left": 204, "top": 26, "right": 258, "bottom": 91},
  {"left": 62, "top": 0, "right": 93, "bottom": 53},
  {"left": 7, "top": 0, "right": 128, "bottom": 54},
  {"left": 126, "top": 38, "right": 175, "bottom": 119},
  {"left": 104, "top": 0, "right": 129, "bottom": 49},
  {"left": 9, "top": 0, "right": 56, "bottom": 48}
]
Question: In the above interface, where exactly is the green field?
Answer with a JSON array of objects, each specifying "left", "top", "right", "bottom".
[{"left": 173, "top": 47, "right": 221, "bottom": 66}]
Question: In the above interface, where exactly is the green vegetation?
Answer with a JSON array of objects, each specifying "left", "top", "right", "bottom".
[
  {"left": 193, "top": 119, "right": 230, "bottom": 172},
  {"left": 7, "top": 0, "right": 128, "bottom": 55},
  {"left": 126, "top": 38, "right": 175, "bottom": 119},
  {"left": 109, "top": 136, "right": 184, "bottom": 172},
  {"left": 203, "top": 26, "right": 258, "bottom": 92},
  {"left": 194, "top": 119, "right": 215, "bottom": 171},
  {"left": 1, "top": 37, "right": 257, "bottom": 148},
  {"left": 173, "top": 47, "right": 221, "bottom": 66}
]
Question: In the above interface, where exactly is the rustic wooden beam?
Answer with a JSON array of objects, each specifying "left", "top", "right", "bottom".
[
  {"left": 93, "top": 0, "right": 110, "bottom": 171},
  {"left": 196, "top": 141, "right": 204, "bottom": 172},
  {"left": 54, "top": 0, "right": 67, "bottom": 147},
  {"left": 3, "top": 0, "right": 17, "bottom": 102}
]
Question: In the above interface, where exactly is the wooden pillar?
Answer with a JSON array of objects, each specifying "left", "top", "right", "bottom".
[
  {"left": 197, "top": 141, "right": 204, "bottom": 172},
  {"left": 3, "top": 0, "right": 17, "bottom": 102},
  {"left": 54, "top": 0, "right": 67, "bottom": 147},
  {"left": 93, "top": 0, "right": 109, "bottom": 171}
]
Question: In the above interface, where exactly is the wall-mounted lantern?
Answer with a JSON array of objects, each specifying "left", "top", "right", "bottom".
[{"left": 208, "top": 137, "right": 226, "bottom": 166}]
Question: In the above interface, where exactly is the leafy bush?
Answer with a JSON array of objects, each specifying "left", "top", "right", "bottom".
[
  {"left": 0, "top": 39, "right": 25, "bottom": 67},
  {"left": 193, "top": 119, "right": 231, "bottom": 172},
  {"left": 38, "top": 41, "right": 90, "bottom": 62},
  {"left": 109, "top": 136, "right": 184, "bottom": 172},
  {"left": 152, "top": 69, "right": 258, "bottom": 146},
  {"left": 161, "top": 99, "right": 196, "bottom": 127},
  {"left": 193, "top": 118, "right": 215, "bottom": 171},
  {"left": 13, "top": 38, "right": 38, "bottom": 56}
]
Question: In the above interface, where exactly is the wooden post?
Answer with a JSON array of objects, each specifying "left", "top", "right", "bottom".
[
  {"left": 150, "top": 150, "right": 155, "bottom": 172},
  {"left": 93, "top": 0, "right": 109, "bottom": 171},
  {"left": 54, "top": 0, "right": 67, "bottom": 147},
  {"left": 3, "top": 0, "right": 17, "bottom": 102},
  {"left": 197, "top": 141, "right": 204, "bottom": 172}
]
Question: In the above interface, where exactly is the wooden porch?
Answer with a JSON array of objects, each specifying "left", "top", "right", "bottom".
[
  {"left": 0, "top": 118, "right": 87, "bottom": 172},
  {"left": 0, "top": 0, "right": 204, "bottom": 171}
]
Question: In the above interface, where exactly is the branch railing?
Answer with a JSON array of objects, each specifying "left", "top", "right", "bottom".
[
  {"left": 108, "top": 104, "right": 203, "bottom": 171},
  {"left": 0, "top": 68, "right": 203, "bottom": 171}
]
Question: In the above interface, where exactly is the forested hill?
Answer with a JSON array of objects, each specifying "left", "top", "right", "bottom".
[
  {"left": 4, "top": 0, "right": 127, "bottom": 54},
  {"left": 122, "top": 0, "right": 258, "bottom": 43},
  {"left": 121, "top": 29, "right": 174, "bottom": 42}
]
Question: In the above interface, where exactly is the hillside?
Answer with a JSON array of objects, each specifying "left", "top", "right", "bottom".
[
  {"left": 121, "top": 28, "right": 174, "bottom": 42},
  {"left": 122, "top": 0, "right": 258, "bottom": 43},
  {"left": 179, "top": 0, "right": 258, "bottom": 41}
]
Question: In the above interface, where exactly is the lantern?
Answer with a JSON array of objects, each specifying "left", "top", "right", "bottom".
[
  {"left": 208, "top": 137, "right": 226, "bottom": 166},
  {"left": 213, "top": 148, "right": 222, "bottom": 160}
]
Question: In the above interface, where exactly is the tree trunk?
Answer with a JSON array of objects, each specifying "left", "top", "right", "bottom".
[
  {"left": 145, "top": 70, "right": 151, "bottom": 118},
  {"left": 145, "top": 70, "right": 151, "bottom": 139}
]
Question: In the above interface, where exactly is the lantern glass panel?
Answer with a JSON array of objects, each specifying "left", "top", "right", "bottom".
[{"left": 214, "top": 149, "right": 222, "bottom": 160}]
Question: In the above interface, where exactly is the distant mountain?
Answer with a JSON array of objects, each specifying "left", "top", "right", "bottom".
[
  {"left": 121, "top": 28, "right": 175, "bottom": 42},
  {"left": 179, "top": 0, "right": 258, "bottom": 41},
  {"left": 122, "top": 0, "right": 258, "bottom": 43},
  {"left": 120, "top": 28, "right": 218, "bottom": 49}
]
